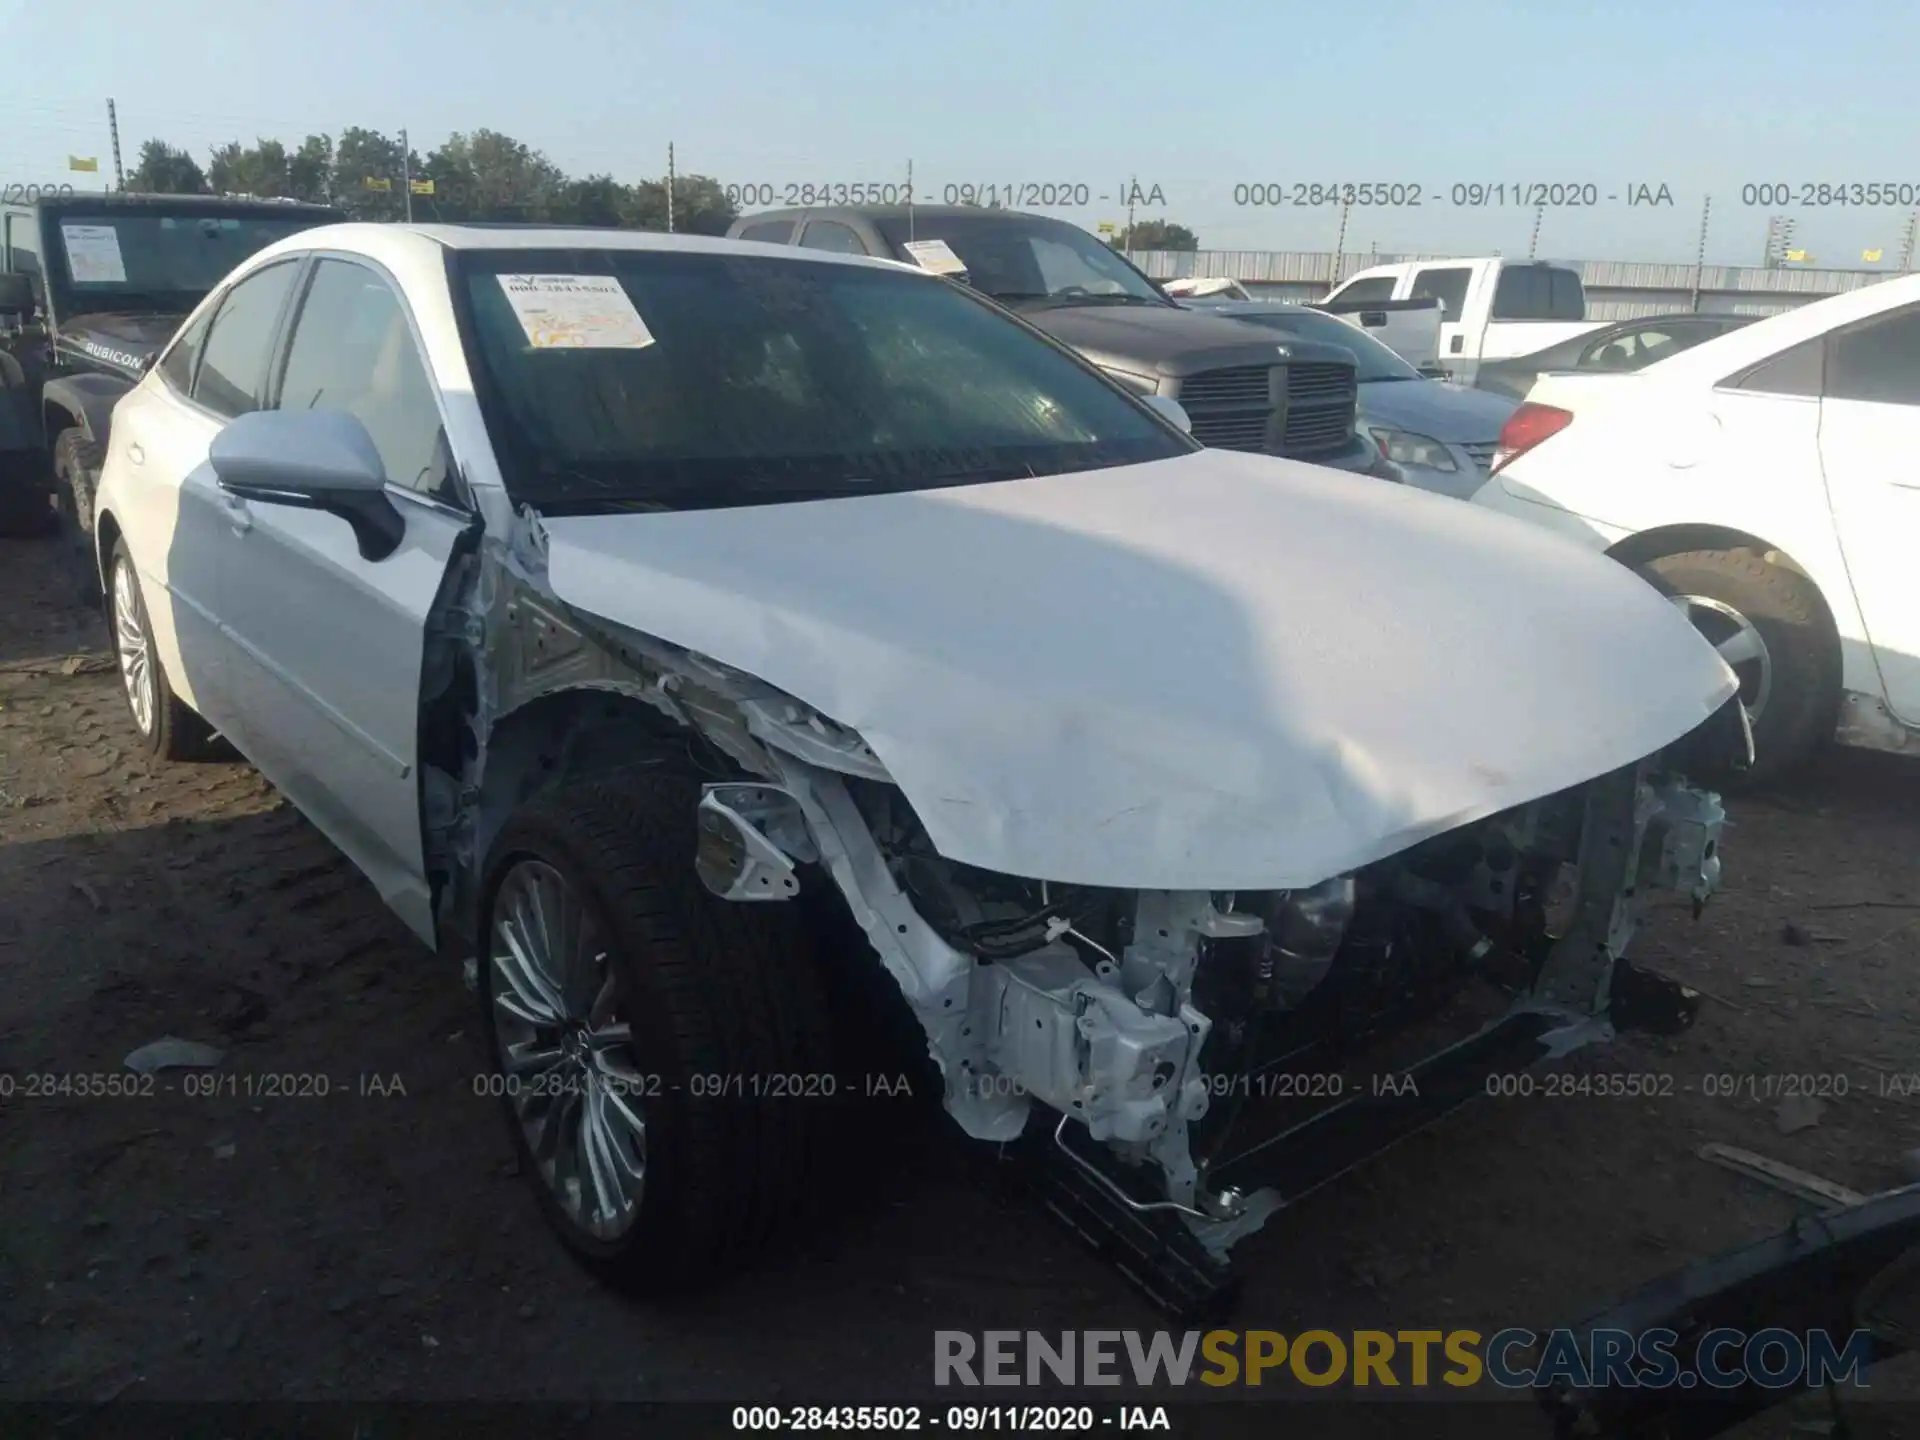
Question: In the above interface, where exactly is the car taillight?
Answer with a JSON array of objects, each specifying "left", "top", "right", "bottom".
[{"left": 1490, "top": 403, "right": 1573, "bottom": 475}]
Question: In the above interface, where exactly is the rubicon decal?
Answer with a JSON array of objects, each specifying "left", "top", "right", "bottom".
[{"left": 75, "top": 338, "right": 145, "bottom": 370}]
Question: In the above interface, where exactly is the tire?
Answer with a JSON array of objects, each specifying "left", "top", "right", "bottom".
[
  {"left": 107, "top": 537, "right": 218, "bottom": 761},
  {"left": 52, "top": 429, "right": 105, "bottom": 606},
  {"left": 1639, "top": 547, "right": 1840, "bottom": 784},
  {"left": 477, "top": 766, "right": 837, "bottom": 1293}
]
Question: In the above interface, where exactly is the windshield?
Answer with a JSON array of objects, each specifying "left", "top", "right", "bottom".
[
  {"left": 871, "top": 214, "right": 1167, "bottom": 308},
  {"left": 47, "top": 209, "right": 335, "bottom": 314},
  {"left": 1225, "top": 306, "right": 1422, "bottom": 381},
  {"left": 454, "top": 248, "right": 1192, "bottom": 511}
]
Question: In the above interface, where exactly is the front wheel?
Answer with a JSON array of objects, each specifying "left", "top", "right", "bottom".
[
  {"left": 477, "top": 768, "right": 836, "bottom": 1292},
  {"left": 1640, "top": 548, "right": 1841, "bottom": 784}
]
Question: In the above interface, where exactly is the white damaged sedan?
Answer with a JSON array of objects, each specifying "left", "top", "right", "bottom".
[{"left": 92, "top": 224, "right": 1749, "bottom": 1315}]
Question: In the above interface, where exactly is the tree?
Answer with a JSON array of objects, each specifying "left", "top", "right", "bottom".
[
  {"left": 330, "top": 127, "right": 415, "bottom": 222},
  {"left": 421, "top": 129, "right": 565, "bottom": 222},
  {"left": 552, "top": 174, "right": 630, "bottom": 228},
  {"left": 1113, "top": 219, "right": 1199, "bottom": 251},
  {"left": 126, "top": 123, "right": 740, "bottom": 234},
  {"left": 621, "top": 175, "right": 737, "bottom": 235},
  {"left": 127, "top": 141, "right": 207, "bottom": 195},
  {"left": 208, "top": 139, "right": 289, "bottom": 197},
  {"left": 288, "top": 135, "right": 334, "bottom": 204}
]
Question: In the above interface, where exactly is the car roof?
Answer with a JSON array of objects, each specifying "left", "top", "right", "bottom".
[
  {"left": 1631, "top": 271, "right": 1920, "bottom": 385},
  {"left": 239, "top": 220, "right": 927, "bottom": 273},
  {"left": 10, "top": 192, "right": 340, "bottom": 214}
]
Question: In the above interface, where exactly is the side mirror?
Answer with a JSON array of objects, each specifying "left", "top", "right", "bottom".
[
  {"left": 0, "top": 272, "right": 35, "bottom": 319},
  {"left": 208, "top": 409, "right": 405, "bottom": 562},
  {"left": 1143, "top": 394, "right": 1192, "bottom": 434}
]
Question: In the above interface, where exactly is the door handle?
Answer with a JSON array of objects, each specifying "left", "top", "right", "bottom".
[
  {"left": 126, "top": 442, "right": 144, "bottom": 466},
  {"left": 221, "top": 491, "right": 252, "bottom": 534}
]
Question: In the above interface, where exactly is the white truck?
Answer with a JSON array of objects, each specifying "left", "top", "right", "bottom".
[
  {"left": 1322, "top": 258, "right": 1610, "bottom": 384},
  {"left": 1164, "top": 276, "right": 1446, "bottom": 372}
]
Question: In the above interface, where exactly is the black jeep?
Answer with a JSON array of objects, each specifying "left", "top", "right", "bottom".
[{"left": 0, "top": 192, "right": 342, "bottom": 562}]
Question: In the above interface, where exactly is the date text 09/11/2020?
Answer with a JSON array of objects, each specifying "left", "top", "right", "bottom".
[
  {"left": 1230, "top": 182, "right": 1677, "bottom": 208},
  {"left": 720, "top": 182, "right": 1170, "bottom": 210}
]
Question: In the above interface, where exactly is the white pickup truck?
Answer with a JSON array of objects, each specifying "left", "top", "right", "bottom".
[
  {"left": 1164, "top": 276, "right": 1446, "bottom": 372},
  {"left": 1322, "top": 258, "right": 1611, "bottom": 383}
]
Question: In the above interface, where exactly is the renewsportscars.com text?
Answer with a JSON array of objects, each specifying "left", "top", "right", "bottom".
[{"left": 934, "top": 1328, "right": 1877, "bottom": 1392}]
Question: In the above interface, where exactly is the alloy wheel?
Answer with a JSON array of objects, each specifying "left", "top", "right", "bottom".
[
  {"left": 112, "top": 556, "right": 155, "bottom": 737},
  {"left": 1672, "top": 592, "right": 1773, "bottom": 729},
  {"left": 488, "top": 859, "right": 649, "bottom": 1241}
]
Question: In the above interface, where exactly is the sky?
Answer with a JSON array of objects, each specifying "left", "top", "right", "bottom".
[{"left": 3, "top": 0, "right": 1915, "bottom": 267}]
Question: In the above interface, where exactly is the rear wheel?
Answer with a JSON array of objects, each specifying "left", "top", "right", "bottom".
[
  {"left": 109, "top": 538, "right": 217, "bottom": 761},
  {"left": 477, "top": 767, "right": 837, "bottom": 1292},
  {"left": 1640, "top": 547, "right": 1840, "bottom": 783},
  {"left": 52, "top": 429, "right": 106, "bottom": 605}
]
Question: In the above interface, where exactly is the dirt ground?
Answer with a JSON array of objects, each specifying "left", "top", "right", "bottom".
[{"left": 2, "top": 531, "right": 1919, "bottom": 1432}]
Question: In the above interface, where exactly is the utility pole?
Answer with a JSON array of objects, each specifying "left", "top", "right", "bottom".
[
  {"left": 1688, "top": 195, "right": 1711, "bottom": 312},
  {"left": 666, "top": 142, "right": 676, "bottom": 233},
  {"left": 1124, "top": 174, "right": 1137, "bottom": 259},
  {"left": 1526, "top": 202, "right": 1544, "bottom": 259},
  {"left": 105, "top": 99, "right": 124, "bottom": 191},
  {"left": 906, "top": 158, "right": 915, "bottom": 240},
  {"left": 1900, "top": 213, "right": 1919, "bottom": 272},
  {"left": 1762, "top": 215, "right": 1796, "bottom": 269},
  {"left": 1329, "top": 198, "right": 1351, "bottom": 290},
  {"left": 399, "top": 129, "right": 413, "bottom": 223}
]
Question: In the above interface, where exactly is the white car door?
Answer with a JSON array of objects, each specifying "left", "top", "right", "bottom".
[
  {"left": 212, "top": 255, "right": 472, "bottom": 943},
  {"left": 1815, "top": 301, "right": 1920, "bottom": 727},
  {"left": 110, "top": 258, "right": 307, "bottom": 736}
]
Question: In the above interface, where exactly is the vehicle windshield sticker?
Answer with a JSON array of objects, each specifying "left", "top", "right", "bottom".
[
  {"left": 60, "top": 224, "right": 127, "bottom": 284},
  {"left": 495, "top": 273, "right": 655, "bottom": 349},
  {"left": 901, "top": 239, "right": 967, "bottom": 276}
]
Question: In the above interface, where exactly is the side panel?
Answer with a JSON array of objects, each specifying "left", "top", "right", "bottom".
[
  {"left": 214, "top": 490, "right": 469, "bottom": 942},
  {"left": 93, "top": 379, "right": 233, "bottom": 722},
  {"left": 1818, "top": 397, "right": 1920, "bottom": 725}
]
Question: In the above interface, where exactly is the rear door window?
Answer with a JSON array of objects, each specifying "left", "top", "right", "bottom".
[
  {"left": 1410, "top": 266, "right": 1472, "bottom": 320},
  {"left": 1330, "top": 276, "right": 1394, "bottom": 303},
  {"left": 737, "top": 220, "right": 796, "bottom": 244}
]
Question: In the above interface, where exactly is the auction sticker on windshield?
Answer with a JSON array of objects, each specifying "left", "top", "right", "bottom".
[
  {"left": 496, "top": 273, "right": 656, "bottom": 349},
  {"left": 60, "top": 224, "right": 127, "bottom": 284},
  {"left": 901, "top": 239, "right": 966, "bottom": 276}
]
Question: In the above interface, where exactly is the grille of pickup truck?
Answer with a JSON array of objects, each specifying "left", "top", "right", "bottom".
[
  {"left": 1282, "top": 362, "right": 1358, "bottom": 457},
  {"left": 1172, "top": 362, "right": 1357, "bottom": 458}
]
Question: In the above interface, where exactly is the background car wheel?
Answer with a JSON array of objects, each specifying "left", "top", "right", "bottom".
[
  {"left": 1640, "top": 548, "right": 1840, "bottom": 784},
  {"left": 108, "top": 538, "right": 217, "bottom": 761},
  {"left": 478, "top": 767, "right": 837, "bottom": 1293},
  {"left": 52, "top": 430, "right": 106, "bottom": 606}
]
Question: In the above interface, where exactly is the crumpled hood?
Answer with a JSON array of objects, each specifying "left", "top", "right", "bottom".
[
  {"left": 1359, "top": 378, "right": 1520, "bottom": 444},
  {"left": 538, "top": 448, "right": 1737, "bottom": 891}
]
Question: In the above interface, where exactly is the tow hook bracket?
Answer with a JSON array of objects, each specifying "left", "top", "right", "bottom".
[
  {"left": 1607, "top": 960, "right": 1701, "bottom": 1036},
  {"left": 694, "top": 785, "right": 808, "bottom": 902}
]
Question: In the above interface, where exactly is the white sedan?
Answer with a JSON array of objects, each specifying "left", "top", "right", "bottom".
[
  {"left": 1474, "top": 275, "right": 1920, "bottom": 779},
  {"left": 92, "top": 222, "right": 1739, "bottom": 1308}
]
